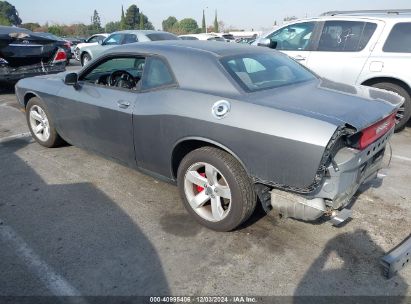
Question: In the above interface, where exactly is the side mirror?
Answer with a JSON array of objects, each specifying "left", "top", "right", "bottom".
[
  {"left": 98, "top": 39, "right": 104, "bottom": 45},
  {"left": 64, "top": 73, "right": 78, "bottom": 86},
  {"left": 257, "top": 38, "right": 278, "bottom": 49}
]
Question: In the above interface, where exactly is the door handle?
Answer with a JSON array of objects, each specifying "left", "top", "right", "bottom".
[
  {"left": 293, "top": 55, "right": 306, "bottom": 61},
  {"left": 117, "top": 100, "right": 130, "bottom": 109}
]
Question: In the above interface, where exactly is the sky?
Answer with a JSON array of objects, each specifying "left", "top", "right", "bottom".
[{"left": 8, "top": 0, "right": 411, "bottom": 31}]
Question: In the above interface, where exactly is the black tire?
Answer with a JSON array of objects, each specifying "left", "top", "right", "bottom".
[
  {"left": 26, "top": 97, "right": 64, "bottom": 148},
  {"left": 371, "top": 82, "right": 411, "bottom": 132},
  {"left": 177, "top": 146, "right": 256, "bottom": 232},
  {"left": 81, "top": 53, "right": 91, "bottom": 66}
]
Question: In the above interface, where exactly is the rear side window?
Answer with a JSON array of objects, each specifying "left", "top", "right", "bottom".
[
  {"left": 317, "top": 21, "right": 377, "bottom": 52},
  {"left": 383, "top": 23, "right": 411, "bottom": 53},
  {"left": 122, "top": 34, "right": 138, "bottom": 44},
  {"left": 141, "top": 57, "right": 175, "bottom": 90}
]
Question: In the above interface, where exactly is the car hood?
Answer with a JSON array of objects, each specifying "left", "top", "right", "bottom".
[{"left": 242, "top": 79, "right": 403, "bottom": 131}]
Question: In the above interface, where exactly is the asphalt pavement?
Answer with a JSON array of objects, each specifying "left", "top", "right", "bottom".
[{"left": 0, "top": 59, "right": 410, "bottom": 296}]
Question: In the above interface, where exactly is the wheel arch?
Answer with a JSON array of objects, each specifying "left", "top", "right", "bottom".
[
  {"left": 361, "top": 77, "right": 411, "bottom": 96},
  {"left": 23, "top": 91, "right": 41, "bottom": 108},
  {"left": 170, "top": 137, "right": 250, "bottom": 180}
]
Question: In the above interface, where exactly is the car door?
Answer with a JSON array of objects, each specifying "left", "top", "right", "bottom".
[
  {"left": 306, "top": 20, "right": 384, "bottom": 85},
  {"left": 266, "top": 21, "right": 317, "bottom": 66},
  {"left": 55, "top": 55, "right": 145, "bottom": 166}
]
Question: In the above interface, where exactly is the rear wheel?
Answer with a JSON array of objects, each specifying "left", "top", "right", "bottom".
[
  {"left": 371, "top": 82, "right": 411, "bottom": 132},
  {"left": 26, "top": 97, "right": 63, "bottom": 148},
  {"left": 177, "top": 147, "right": 256, "bottom": 232}
]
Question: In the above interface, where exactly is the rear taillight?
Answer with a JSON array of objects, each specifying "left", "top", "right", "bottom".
[
  {"left": 53, "top": 48, "right": 67, "bottom": 63},
  {"left": 358, "top": 112, "right": 396, "bottom": 150}
]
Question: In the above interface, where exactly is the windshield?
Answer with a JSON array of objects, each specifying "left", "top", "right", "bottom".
[{"left": 221, "top": 53, "right": 316, "bottom": 92}]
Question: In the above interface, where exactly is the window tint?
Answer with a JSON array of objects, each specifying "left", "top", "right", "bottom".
[
  {"left": 82, "top": 57, "right": 145, "bottom": 83},
  {"left": 222, "top": 53, "right": 316, "bottom": 92},
  {"left": 207, "top": 37, "right": 225, "bottom": 42},
  {"left": 146, "top": 33, "right": 179, "bottom": 41},
  {"left": 88, "top": 36, "right": 99, "bottom": 43},
  {"left": 267, "top": 22, "right": 315, "bottom": 51},
  {"left": 383, "top": 23, "right": 411, "bottom": 53},
  {"left": 142, "top": 57, "right": 175, "bottom": 90},
  {"left": 103, "top": 34, "right": 122, "bottom": 45},
  {"left": 318, "top": 21, "right": 377, "bottom": 52},
  {"left": 180, "top": 36, "right": 198, "bottom": 40},
  {"left": 122, "top": 34, "right": 138, "bottom": 44}
]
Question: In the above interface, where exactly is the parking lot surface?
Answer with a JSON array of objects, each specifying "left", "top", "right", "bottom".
[{"left": 0, "top": 60, "right": 410, "bottom": 296}]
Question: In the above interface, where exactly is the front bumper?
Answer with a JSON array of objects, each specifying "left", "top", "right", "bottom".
[
  {"left": 0, "top": 63, "right": 66, "bottom": 83},
  {"left": 270, "top": 127, "right": 394, "bottom": 221}
]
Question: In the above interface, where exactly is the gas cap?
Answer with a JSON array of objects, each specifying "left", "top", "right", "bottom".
[{"left": 212, "top": 100, "right": 231, "bottom": 119}]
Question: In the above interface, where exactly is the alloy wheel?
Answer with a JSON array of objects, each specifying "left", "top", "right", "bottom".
[
  {"left": 29, "top": 105, "right": 50, "bottom": 142},
  {"left": 184, "top": 162, "right": 232, "bottom": 222}
]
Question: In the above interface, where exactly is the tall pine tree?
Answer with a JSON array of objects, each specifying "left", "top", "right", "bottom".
[
  {"left": 139, "top": 12, "right": 144, "bottom": 30},
  {"left": 214, "top": 10, "right": 218, "bottom": 33},
  {"left": 201, "top": 10, "right": 206, "bottom": 33}
]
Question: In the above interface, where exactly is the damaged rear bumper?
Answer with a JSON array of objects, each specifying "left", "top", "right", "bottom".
[
  {"left": 0, "top": 62, "right": 65, "bottom": 83},
  {"left": 381, "top": 234, "right": 411, "bottom": 278},
  {"left": 270, "top": 127, "right": 394, "bottom": 222}
]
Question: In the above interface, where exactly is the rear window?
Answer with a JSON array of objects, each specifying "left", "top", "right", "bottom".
[
  {"left": 317, "top": 21, "right": 377, "bottom": 52},
  {"left": 221, "top": 53, "right": 316, "bottom": 92},
  {"left": 146, "top": 33, "right": 179, "bottom": 41},
  {"left": 383, "top": 23, "right": 411, "bottom": 53}
]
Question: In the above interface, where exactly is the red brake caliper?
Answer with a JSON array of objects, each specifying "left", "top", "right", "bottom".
[{"left": 196, "top": 172, "right": 206, "bottom": 192}]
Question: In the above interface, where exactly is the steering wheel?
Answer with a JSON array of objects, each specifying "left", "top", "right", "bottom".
[{"left": 108, "top": 70, "right": 136, "bottom": 89}]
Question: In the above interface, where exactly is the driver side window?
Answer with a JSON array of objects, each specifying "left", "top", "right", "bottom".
[
  {"left": 81, "top": 56, "right": 146, "bottom": 90},
  {"left": 267, "top": 22, "right": 315, "bottom": 51}
]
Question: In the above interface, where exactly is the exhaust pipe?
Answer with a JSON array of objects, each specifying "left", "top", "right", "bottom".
[{"left": 270, "top": 188, "right": 326, "bottom": 221}]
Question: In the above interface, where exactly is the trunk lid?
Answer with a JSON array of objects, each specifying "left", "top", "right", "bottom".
[
  {"left": 243, "top": 79, "right": 402, "bottom": 131},
  {"left": 0, "top": 27, "right": 59, "bottom": 67}
]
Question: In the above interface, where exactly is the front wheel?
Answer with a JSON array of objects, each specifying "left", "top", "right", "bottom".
[
  {"left": 371, "top": 82, "right": 411, "bottom": 132},
  {"left": 177, "top": 147, "right": 256, "bottom": 232},
  {"left": 26, "top": 98, "right": 64, "bottom": 148},
  {"left": 81, "top": 53, "right": 91, "bottom": 66}
]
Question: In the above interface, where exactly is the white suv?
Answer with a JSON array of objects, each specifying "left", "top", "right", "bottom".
[{"left": 254, "top": 10, "right": 411, "bottom": 131}]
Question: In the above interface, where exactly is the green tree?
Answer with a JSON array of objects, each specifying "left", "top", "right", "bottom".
[
  {"left": 48, "top": 25, "right": 64, "bottom": 36},
  {"left": 178, "top": 18, "right": 199, "bottom": 34},
  {"left": 139, "top": 11, "right": 144, "bottom": 29},
  {"left": 0, "top": 1, "right": 21, "bottom": 26},
  {"left": 283, "top": 16, "right": 297, "bottom": 22},
  {"left": 21, "top": 22, "right": 40, "bottom": 31},
  {"left": 124, "top": 4, "right": 140, "bottom": 29},
  {"left": 213, "top": 10, "right": 218, "bottom": 33},
  {"left": 105, "top": 21, "right": 121, "bottom": 33},
  {"left": 120, "top": 5, "right": 126, "bottom": 30},
  {"left": 162, "top": 16, "right": 177, "bottom": 32},
  {"left": 0, "top": 14, "right": 10, "bottom": 25},
  {"left": 92, "top": 10, "right": 102, "bottom": 30},
  {"left": 201, "top": 10, "right": 206, "bottom": 33}
]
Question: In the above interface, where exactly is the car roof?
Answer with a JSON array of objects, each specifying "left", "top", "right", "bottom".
[
  {"left": 110, "top": 40, "right": 271, "bottom": 57},
  {"left": 111, "top": 30, "right": 165, "bottom": 35}
]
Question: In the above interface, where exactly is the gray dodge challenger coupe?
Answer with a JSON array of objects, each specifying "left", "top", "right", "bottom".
[{"left": 15, "top": 41, "right": 402, "bottom": 232}]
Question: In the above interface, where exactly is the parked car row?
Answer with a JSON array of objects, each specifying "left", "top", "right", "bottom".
[
  {"left": 76, "top": 30, "right": 179, "bottom": 66},
  {"left": 253, "top": 9, "right": 411, "bottom": 131}
]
